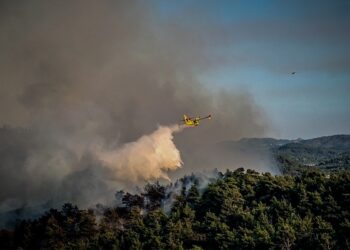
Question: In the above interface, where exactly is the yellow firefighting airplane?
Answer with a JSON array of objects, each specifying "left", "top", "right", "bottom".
[{"left": 181, "top": 114, "right": 212, "bottom": 127}]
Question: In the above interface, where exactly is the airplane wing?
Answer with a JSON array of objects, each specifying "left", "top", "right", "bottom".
[{"left": 198, "top": 114, "right": 212, "bottom": 121}]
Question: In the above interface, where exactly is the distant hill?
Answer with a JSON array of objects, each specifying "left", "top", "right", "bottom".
[
  {"left": 220, "top": 137, "right": 290, "bottom": 149},
  {"left": 300, "top": 134, "right": 350, "bottom": 149},
  {"left": 229, "top": 134, "right": 350, "bottom": 150},
  {"left": 219, "top": 135, "right": 350, "bottom": 174}
]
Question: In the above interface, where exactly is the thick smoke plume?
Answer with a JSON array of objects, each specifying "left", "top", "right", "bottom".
[
  {"left": 0, "top": 0, "right": 272, "bottom": 225},
  {"left": 99, "top": 125, "right": 184, "bottom": 184}
]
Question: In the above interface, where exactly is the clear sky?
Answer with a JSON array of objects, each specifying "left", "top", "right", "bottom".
[{"left": 156, "top": 0, "right": 350, "bottom": 139}]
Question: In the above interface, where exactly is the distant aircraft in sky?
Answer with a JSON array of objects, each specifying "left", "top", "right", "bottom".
[
  {"left": 181, "top": 114, "right": 212, "bottom": 127},
  {"left": 291, "top": 72, "right": 296, "bottom": 75}
]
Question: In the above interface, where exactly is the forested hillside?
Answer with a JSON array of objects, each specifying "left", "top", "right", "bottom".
[
  {"left": 219, "top": 135, "right": 350, "bottom": 174},
  {"left": 1, "top": 169, "right": 349, "bottom": 249},
  {"left": 276, "top": 136, "right": 350, "bottom": 174}
]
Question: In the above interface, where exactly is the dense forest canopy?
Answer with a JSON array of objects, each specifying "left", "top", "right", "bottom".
[{"left": 1, "top": 169, "right": 349, "bottom": 250}]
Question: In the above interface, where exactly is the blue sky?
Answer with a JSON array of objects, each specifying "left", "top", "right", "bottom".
[{"left": 156, "top": 0, "right": 350, "bottom": 139}]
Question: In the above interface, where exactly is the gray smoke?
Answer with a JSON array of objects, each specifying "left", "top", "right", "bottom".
[{"left": 0, "top": 0, "right": 271, "bottom": 222}]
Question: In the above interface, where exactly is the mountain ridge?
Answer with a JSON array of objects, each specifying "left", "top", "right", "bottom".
[{"left": 219, "top": 134, "right": 350, "bottom": 173}]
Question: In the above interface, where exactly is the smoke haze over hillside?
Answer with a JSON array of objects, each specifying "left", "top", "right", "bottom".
[{"left": 0, "top": 0, "right": 271, "bottom": 218}]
